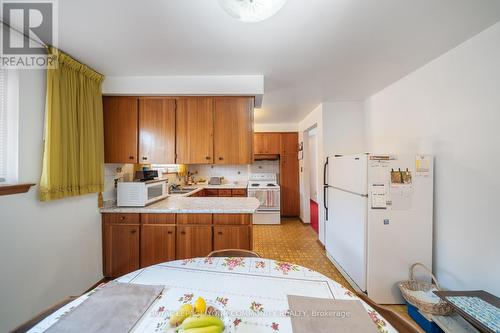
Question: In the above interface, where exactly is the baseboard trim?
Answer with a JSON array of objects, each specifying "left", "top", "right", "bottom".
[{"left": 84, "top": 277, "right": 111, "bottom": 293}]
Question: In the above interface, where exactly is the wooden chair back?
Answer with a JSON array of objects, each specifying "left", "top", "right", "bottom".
[
  {"left": 207, "top": 249, "right": 261, "bottom": 258},
  {"left": 355, "top": 291, "right": 424, "bottom": 333}
]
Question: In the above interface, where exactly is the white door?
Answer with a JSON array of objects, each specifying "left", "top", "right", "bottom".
[
  {"left": 326, "top": 187, "right": 368, "bottom": 291},
  {"left": 330, "top": 154, "right": 368, "bottom": 195}
]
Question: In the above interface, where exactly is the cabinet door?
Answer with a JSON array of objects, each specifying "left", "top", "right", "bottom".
[
  {"left": 213, "top": 226, "right": 250, "bottom": 250},
  {"left": 204, "top": 189, "right": 219, "bottom": 197},
  {"left": 176, "top": 226, "right": 213, "bottom": 259},
  {"left": 254, "top": 133, "right": 266, "bottom": 154},
  {"left": 218, "top": 189, "right": 232, "bottom": 197},
  {"left": 140, "top": 225, "right": 176, "bottom": 267},
  {"left": 280, "top": 132, "right": 299, "bottom": 154},
  {"left": 280, "top": 153, "right": 300, "bottom": 216},
  {"left": 176, "top": 97, "right": 214, "bottom": 164},
  {"left": 232, "top": 189, "right": 247, "bottom": 197},
  {"left": 139, "top": 98, "right": 176, "bottom": 164},
  {"left": 254, "top": 133, "right": 280, "bottom": 154},
  {"left": 214, "top": 97, "right": 254, "bottom": 164},
  {"left": 103, "top": 97, "right": 138, "bottom": 163},
  {"left": 103, "top": 223, "right": 140, "bottom": 278}
]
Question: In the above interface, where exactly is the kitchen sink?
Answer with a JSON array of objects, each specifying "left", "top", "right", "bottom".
[
  {"left": 169, "top": 187, "right": 197, "bottom": 194},
  {"left": 170, "top": 189, "right": 193, "bottom": 194}
]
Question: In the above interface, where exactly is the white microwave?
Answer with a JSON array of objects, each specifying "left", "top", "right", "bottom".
[{"left": 117, "top": 180, "right": 168, "bottom": 207}]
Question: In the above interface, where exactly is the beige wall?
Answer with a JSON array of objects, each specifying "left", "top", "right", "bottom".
[
  {"left": 0, "top": 70, "right": 103, "bottom": 332},
  {"left": 364, "top": 22, "right": 500, "bottom": 295}
]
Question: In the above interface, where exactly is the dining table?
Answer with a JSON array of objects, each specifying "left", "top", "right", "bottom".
[{"left": 28, "top": 257, "right": 397, "bottom": 333}]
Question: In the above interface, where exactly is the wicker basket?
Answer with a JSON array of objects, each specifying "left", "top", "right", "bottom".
[{"left": 399, "top": 263, "right": 453, "bottom": 315}]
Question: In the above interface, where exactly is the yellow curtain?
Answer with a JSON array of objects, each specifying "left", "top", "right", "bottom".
[{"left": 39, "top": 47, "right": 105, "bottom": 201}]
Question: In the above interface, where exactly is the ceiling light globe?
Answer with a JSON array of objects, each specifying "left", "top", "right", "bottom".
[{"left": 218, "top": 0, "right": 288, "bottom": 23}]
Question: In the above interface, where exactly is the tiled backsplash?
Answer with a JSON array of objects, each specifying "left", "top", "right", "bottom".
[
  {"left": 103, "top": 160, "right": 280, "bottom": 201},
  {"left": 189, "top": 160, "right": 279, "bottom": 183}
]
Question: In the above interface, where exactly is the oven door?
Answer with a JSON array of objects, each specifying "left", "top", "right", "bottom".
[{"left": 247, "top": 188, "right": 280, "bottom": 211}]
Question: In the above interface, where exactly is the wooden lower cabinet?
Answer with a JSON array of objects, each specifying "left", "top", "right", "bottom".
[
  {"left": 103, "top": 223, "right": 140, "bottom": 278},
  {"left": 140, "top": 225, "right": 176, "bottom": 267},
  {"left": 176, "top": 226, "right": 213, "bottom": 260},
  {"left": 214, "top": 226, "right": 250, "bottom": 250},
  {"left": 102, "top": 213, "right": 253, "bottom": 277}
]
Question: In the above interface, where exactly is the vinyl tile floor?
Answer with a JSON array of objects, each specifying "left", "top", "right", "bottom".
[{"left": 253, "top": 218, "right": 412, "bottom": 322}]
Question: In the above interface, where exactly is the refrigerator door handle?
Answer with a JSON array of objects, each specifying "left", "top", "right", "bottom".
[
  {"left": 323, "top": 185, "right": 328, "bottom": 221},
  {"left": 323, "top": 157, "right": 329, "bottom": 186}
]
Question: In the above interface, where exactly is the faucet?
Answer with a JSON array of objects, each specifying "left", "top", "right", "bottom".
[{"left": 169, "top": 183, "right": 181, "bottom": 192}]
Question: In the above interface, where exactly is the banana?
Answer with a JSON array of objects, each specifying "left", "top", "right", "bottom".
[
  {"left": 169, "top": 304, "right": 194, "bottom": 327},
  {"left": 193, "top": 297, "right": 207, "bottom": 314},
  {"left": 180, "top": 315, "right": 224, "bottom": 330},
  {"left": 180, "top": 325, "right": 223, "bottom": 333}
]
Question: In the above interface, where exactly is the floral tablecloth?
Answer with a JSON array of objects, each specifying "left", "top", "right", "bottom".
[{"left": 29, "top": 257, "right": 397, "bottom": 333}]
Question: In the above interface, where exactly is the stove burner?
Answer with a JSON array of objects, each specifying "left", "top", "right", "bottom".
[
  {"left": 251, "top": 183, "right": 260, "bottom": 187},
  {"left": 267, "top": 183, "right": 277, "bottom": 187}
]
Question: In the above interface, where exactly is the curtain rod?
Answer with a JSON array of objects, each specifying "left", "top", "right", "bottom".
[{"left": 0, "top": 19, "right": 49, "bottom": 50}]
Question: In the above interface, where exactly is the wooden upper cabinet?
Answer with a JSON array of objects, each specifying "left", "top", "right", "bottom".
[
  {"left": 213, "top": 97, "right": 254, "bottom": 165},
  {"left": 103, "top": 96, "right": 138, "bottom": 163},
  {"left": 139, "top": 98, "right": 176, "bottom": 164},
  {"left": 280, "top": 132, "right": 299, "bottom": 154},
  {"left": 254, "top": 133, "right": 281, "bottom": 154},
  {"left": 176, "top": 97, "right": 214, "bottom": 164}
]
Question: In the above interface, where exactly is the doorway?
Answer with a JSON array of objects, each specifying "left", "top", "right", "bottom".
[{"left": 307, "top": 127, "right": 319, "bottom": 234}]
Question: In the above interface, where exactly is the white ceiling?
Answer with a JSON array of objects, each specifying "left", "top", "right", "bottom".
[{"left": 59, "top": 0, "right": 500, "bottom": 123}]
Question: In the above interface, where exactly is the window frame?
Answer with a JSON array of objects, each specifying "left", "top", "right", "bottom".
[{"left": 0, "top": 69, "right": 19, "bottom": 184}]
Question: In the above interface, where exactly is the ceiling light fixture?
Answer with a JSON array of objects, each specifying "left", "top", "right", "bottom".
[{"left": 218, "top": 0, "right": 288, "bottom": 23}]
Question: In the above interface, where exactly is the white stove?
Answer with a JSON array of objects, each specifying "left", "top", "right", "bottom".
[{"left": 248, "top": 173, "right": 281, "bottom": 225}]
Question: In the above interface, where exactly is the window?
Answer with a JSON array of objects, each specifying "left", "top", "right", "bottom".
[{"left": 0, "top": 69, "right": 19, "bottom": 183}]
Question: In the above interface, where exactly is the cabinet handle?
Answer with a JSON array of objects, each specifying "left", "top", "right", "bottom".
[
  {"left": 129, "top": 156, "right": 134, "bottom": 160},
  {"left": 218, "top": 231, "right": 223, "bottom": 235},
  {"left": 206, "top": 156, "right": 211, "bottom": 160},
  {"left": 142, "top": 157, "right": 148, "bottom": 161},
  {"left": 218, "top": 157, "right": 224, "bottom": 161},
  {"left": 167, "top": 231, "right": 172, "bottom": 234},
  {"left": 130, "top": 229, "right": 137, "bottom": 234},
  {"left": 120, "top": 216, "right": 125, "bottom": 220},
  {"left": 181, "top": 231, "right": 186, "bottom": 235}
]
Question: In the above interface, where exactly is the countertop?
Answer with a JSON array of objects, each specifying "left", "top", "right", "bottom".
[{"left": 100, "top": 196, "right": 259, "bottom": 214}]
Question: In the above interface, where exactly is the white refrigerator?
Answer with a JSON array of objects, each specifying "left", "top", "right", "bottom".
[{"left": 323, "top": 153, "right": 433, "bottom": 304}]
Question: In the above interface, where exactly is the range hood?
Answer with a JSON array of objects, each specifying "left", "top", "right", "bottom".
[{"left": 253, "top": 154, "right": 280, "bottom": 161}]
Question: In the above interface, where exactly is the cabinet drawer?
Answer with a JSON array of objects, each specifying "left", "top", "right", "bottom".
[
  {"left": 141, "top": 213, "right": 176, "bottom": 225},
  {"left": 218, "top": 189, "right": 232, "bottom": 197},
  {"left": 103, "top": 213, "right": 140, "bottom": 225},
  {"left": 231, "top": 189, "right": 247, "bottom": 197},
  {"left": 213, "top": 214, "right": 251, "bottom": 225},
  {"left": 177, "top": 213, "right": 213, "bottom": 225},
  {"left": 204, "top": 189, "right": 219, "bottom": 197}
]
